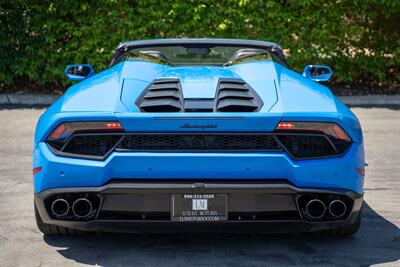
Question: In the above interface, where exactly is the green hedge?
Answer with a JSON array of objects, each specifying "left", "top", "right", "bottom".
[{"left": 1, "top": 0, "right": 399, "bottom": 92}]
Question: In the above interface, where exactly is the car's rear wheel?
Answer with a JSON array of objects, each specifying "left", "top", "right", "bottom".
[{"left": 34, "top": 202, "right": 86, "bottom": 235}]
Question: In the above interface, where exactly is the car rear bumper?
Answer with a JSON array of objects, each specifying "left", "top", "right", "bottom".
[
  {"left": 33, "top": 142, "right": 365, "bottom": 194},
  {"left": 34, "top": 181, "right": 363, "bottom": 233}
]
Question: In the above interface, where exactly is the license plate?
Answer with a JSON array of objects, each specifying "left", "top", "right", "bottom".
[{"left": 171, "top": 194, "right": 227, "bottom": 222}]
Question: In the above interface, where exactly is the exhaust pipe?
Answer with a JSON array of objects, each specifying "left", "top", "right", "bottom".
[
  {"left": 305, "top": 199, "right": 326, "bottom": 219},
  {"left": 329, "top": 200, "right": 347, "bottom": 218},
  {"left": 51, "top": 199, "right": 69, "bottom": 217},
  {"left": 72, "top": 198, "right": 93, "bottom": 218}
]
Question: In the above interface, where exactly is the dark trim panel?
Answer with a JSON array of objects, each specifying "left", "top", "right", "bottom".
[
  {"left": 34, "top": 182, "right": 363, "bottom": 233},
  {"left": 36, "top": 218, "right": 364, "bottom": 234},
  {"left": 35, "top": 181, "right": 363, "bottom": 198}
]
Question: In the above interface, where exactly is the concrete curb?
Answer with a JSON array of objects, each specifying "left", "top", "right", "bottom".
[
  {"left": 0, "top": 94, "right": 59, "bottom": 106},
  {"left": 0, "top": 93, "right": 399, "bottom": 107},
  {"left": 339, "top": 95, "right": 400, "bottom": 106}
]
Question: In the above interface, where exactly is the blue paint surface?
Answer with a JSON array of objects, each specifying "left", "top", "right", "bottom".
[{"left": 33, "top": 58, "right": 364, "bottom": 195}]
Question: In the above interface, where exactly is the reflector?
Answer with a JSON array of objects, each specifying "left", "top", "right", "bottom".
[
  {"left": 32, "top": 167, "right": 42, "bottom": 175},
  {"left": 356, "top": 168, "right": 365, "bottom": 176}
]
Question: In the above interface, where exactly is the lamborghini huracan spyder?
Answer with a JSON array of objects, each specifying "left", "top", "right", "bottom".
[{"left": 33, "top": 39, "right": 364, "bottom": 236}]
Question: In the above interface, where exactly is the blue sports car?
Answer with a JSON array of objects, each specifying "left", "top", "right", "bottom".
[{"left": 33, "top": 39, "right": 365, "bottom": 236}]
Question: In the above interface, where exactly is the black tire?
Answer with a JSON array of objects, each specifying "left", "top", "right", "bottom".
[
  {"left": 315, "top": 213, "right": 362, "bottom": 237},
  {"left": 34, "top": 202, "right": 85, "bottom": 235}
]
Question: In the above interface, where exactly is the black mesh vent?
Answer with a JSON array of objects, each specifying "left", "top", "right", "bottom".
[
  {"left": 215, "top": 79, "right": 263, "bottom": 112},
  {"left": 331, "top": 139, "right": 352, "bottom": 154},
  {"left": 62, "top": 135, "right": 122, "bottom": 156},
  {"left": 136, "top": 78, "right": 183, "bottom": 112},
  {"left": 276, "top": 134, "right": 337, "bottom": 159},
  {"left": 117, "top": 134, "right": 281, "bottom": 151},
  {"left": 48, "top": 133, "right": 350, "bottom": 160}
]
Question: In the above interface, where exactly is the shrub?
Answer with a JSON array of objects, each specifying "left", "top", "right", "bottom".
[{"left": 1, "top": 0, "right": 399, "bottom": 92}]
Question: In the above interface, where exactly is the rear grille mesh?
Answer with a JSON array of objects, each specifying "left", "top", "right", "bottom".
[
  {"left": 62, "top": 135, "right": 122, "bottom": 156},
  {"left": 117, "top": 134, "right": 281, "bottom": 151},
  {"left": 276, "top": 135, "right": 336, "bottom": 159},
  {"left": 48, "top": 133, "right": 351, "bottom": 160}
]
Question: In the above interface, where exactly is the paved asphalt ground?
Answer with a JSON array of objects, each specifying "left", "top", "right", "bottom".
[{"left": 0, "top": 107, "right": 399, "bottom": 267}]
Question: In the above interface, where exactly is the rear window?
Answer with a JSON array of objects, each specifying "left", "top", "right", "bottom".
[{"left": 119, "top": 45, "right": 278, "bottom": 66}]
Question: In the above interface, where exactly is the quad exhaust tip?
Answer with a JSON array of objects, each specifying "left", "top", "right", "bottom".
[
  {"left": 328, "top": 200, "right": 347, "bottom": 217},
  {"left": 305, "top": 199, "right": 326, "bottom": 219},
  {"left": 51, "top": 199, "right": 69, "bottom": 217},
  {"left": 72, "top": 198, "right": 93, "bottom": 218}
]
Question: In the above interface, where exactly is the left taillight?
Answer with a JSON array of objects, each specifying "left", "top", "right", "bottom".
[{"left": 47, "top": 121, "right": 124, "bottom": 150}]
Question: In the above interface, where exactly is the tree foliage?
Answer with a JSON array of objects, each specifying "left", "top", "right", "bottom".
[{"left": 1, "top": 0, "right": 399, "bottom": 92}]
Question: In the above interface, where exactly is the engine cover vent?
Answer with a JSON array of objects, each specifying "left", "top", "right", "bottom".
[
  {"left": 136, "top": 78, "right": 183, "bottom": 112},
  {"left": 215, "top": 79, "right": 263, "bottom": 112},
  {"left": 136, "top": 78, "right": 263, "bottom": 112}
]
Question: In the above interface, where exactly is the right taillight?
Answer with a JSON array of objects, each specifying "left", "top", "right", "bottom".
[
  {"left": 275, "top": 122, "right": 352, "bottom": 159},
  {"left": 276, "top": 122, "right": 351, "bottom": 141}
]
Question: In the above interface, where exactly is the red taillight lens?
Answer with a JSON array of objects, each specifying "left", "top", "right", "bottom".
[
  {"left": 32, "top": 167, "right": 42, "bottom": 175},
  {"left": 276, "top": 122, "right": 351, "bottom": 141},
  {"left": 276, "top": 122, "right": 296, "bottom": 130},
  {"left": 356, "top": 168, "right": 365, "bottom": 176},
  {"left": 105, "top": 122, "right": 123, "bottom": 130},
  {"left": 49, "top": 124, "right": 66, "bottom": 139},
  {"left": 47, "top": 122, "right": 124, "bottom": 141}
]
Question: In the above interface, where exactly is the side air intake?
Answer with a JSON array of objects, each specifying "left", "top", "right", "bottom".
[
  {"left": 136, "top": 78, "right": 183, "bottom": 112},
  {"left": 215, "top": 79, "right": 263, "bottom": 112}
]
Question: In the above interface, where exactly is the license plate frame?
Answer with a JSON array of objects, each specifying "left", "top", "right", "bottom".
[{"left": 171, "top": 194, "right": 228, "bottom": 222}]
